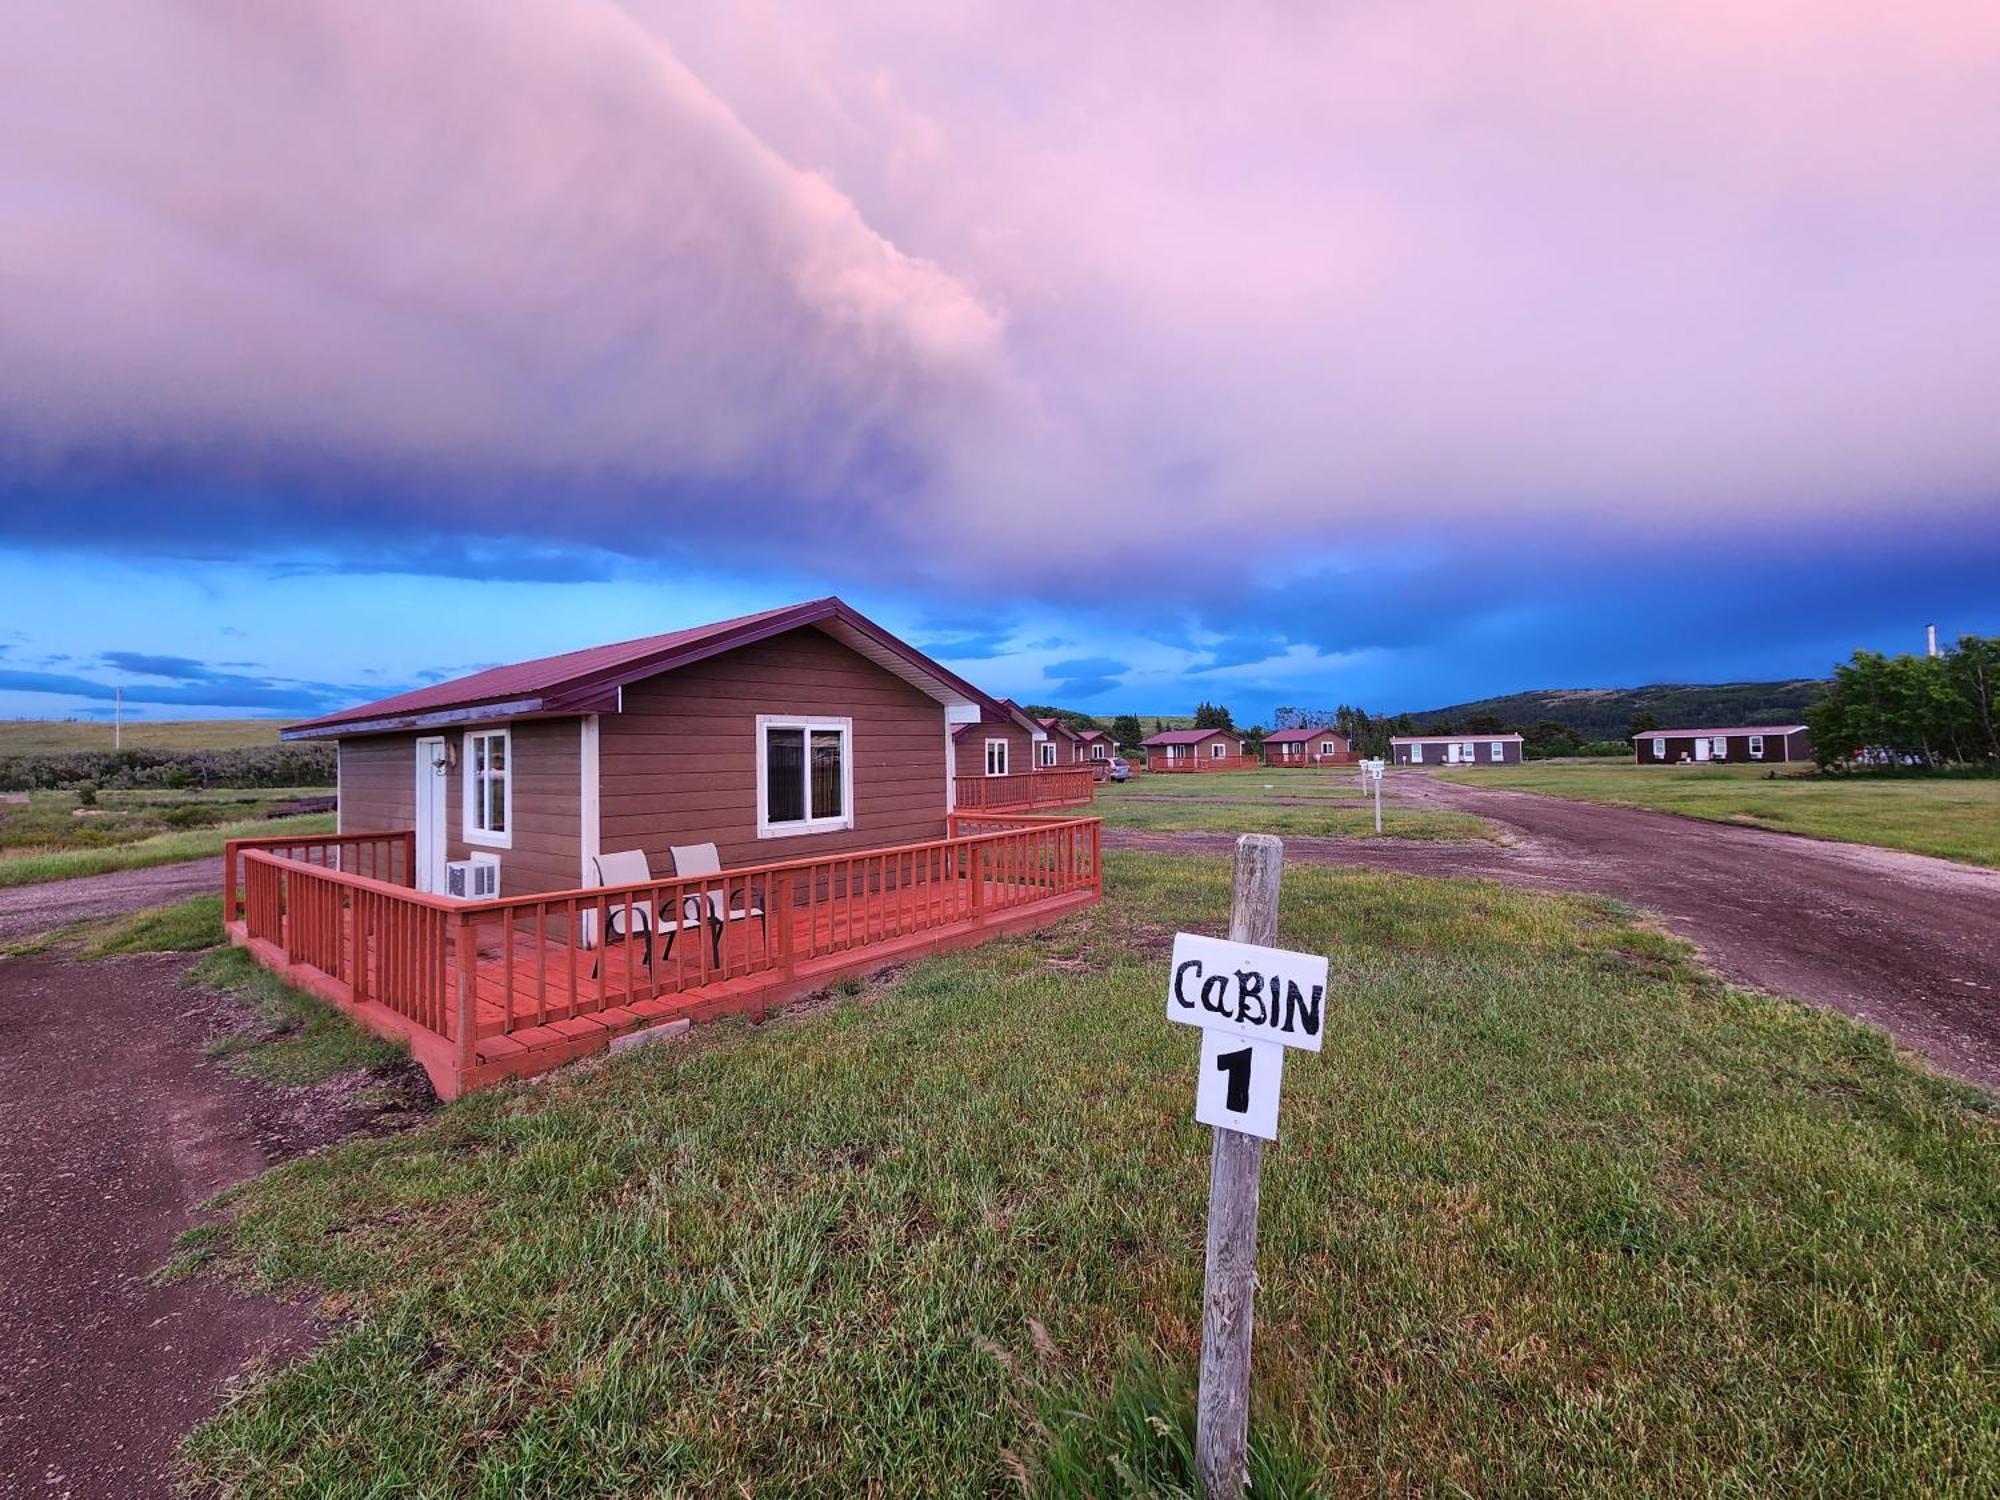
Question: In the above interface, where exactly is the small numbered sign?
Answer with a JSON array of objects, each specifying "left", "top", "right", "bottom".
[
  {"left": 1169, "top": 932, "right": 1328, "bottom": 1141},
  {"left": 1361, "top": 758, "right": 1385, "bottom": 781},
  {"left": 1195, "top": 1030, "right": 1284, "bottom": 1140}
]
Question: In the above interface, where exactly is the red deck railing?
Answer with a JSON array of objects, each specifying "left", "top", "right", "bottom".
[
  {"left": 227, "top": 817, "right": 1102, "bottom": 1093},
  {"left": 1146, "top": 753, "right": 1260, "bottom": 773},
  {"left": 223, "top": 830, "right": 415, "bottom": 924},
  {"left": 952, "top": 765, "right": 1095, "bottom": 810}
]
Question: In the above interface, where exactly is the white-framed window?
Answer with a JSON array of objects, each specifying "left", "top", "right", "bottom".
[
  {"left": 462, "top": 728, "right": 512, "bottom": 848},
  {"left": 985, "top": 738, "right": 1009, "bottom": 777},
  {"left": 1711, "top": 737, "right": 1728, "bottom": 760},
  {"left": 1410, "top": 743, "right": 1424, "bottom": 763},
  {"left": 1748, "top": 735, "right": 1764, "bottom": 758},
  {"left": 1321, "top": 740, "right": 1336, "bottom": 755},
  {"left": 1489, "top": 740, "right": 1504, "bottom": 762},
  {"left": 1652, "top": 737, "right": 1666, "bottom": 759},
  {"left": 1091, "top": 743, "right": 1108, "bottom": 761},
  {"left": 757, "top": 715, "right": 853, "bottom": 838},
  {"left": 1039, "top": 741, "right": 1058, "bottom": 767},
  {"left": 1211, "top": 740, "right": 1227, "bottom": 759}
]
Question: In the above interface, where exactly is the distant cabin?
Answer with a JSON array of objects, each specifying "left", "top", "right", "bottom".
[
  {"left": 1034, "top": 717, "right": 1083, "bottom": 767},
  {"left": 1259, "top": 727, "right": 1351, "bottom": 766},
  {"left": 1392, "top": 733, "right": 1523, "bottom": 766},
  {"left": 1074, "top": 728, "right": 1116, "bottom": 765},
  {"left": 1142, "top": 727, "right": 1255, "bottom": 772},
  {"left": 951, "top": 699, "right": 1045, "bottom": 783},
  {"left": 1635, "top": 725, "right": 1811, "bottom": 766}
]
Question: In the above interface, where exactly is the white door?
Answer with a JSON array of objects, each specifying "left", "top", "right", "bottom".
[
  {"left": 414, "top": 736, "right": 448, "bottom": 892},
  {"left": 1692, "top": 738, "right": 1710, "bottom": 762}
]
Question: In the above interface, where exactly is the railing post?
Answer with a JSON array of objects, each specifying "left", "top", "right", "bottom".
[
  {"left": 455, "top": 910, "right": 478, "bottom": 1081},
  {"left": 223, "top": 840, "right": 240, "bottom": 926},
  {"left": 970, "top": 839, "right": 987, "bottom": 926},
  {"left": 778, "top": 877, "right": 796, "bottom": 980}
]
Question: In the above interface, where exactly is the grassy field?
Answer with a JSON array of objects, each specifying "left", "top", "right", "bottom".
[
  {"left": 180, "top": 850, "right": 1995, "bottom": 1495},
  {"left": 1439, "top": 763, "right": 2000, "bottom": 868},
  {"left": 0, "top": 787, "right": 333, "bottom": 887},
  {"left": 1095, "top": 773, "right": 1493, "bottom": 842},
  {"left": 0, "top": 717, "right": 283, "bottom": 754},
  {"left": 1117, "top": 769, "right": 1365, "bottom": 799}
]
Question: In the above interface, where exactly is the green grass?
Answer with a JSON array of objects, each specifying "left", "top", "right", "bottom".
[
  {"left": 183, "top": 851, "right": 1996, "bottom": 1495},
  {"left": 1112, "top": 769, "right": 1364, "bottom": 800},
  {"left": 187, "top": 946, "right": 407, "bottom": 1085},
  {"left": 0, "top": 804, "right": 334, "bottom": 887},
  {"left": 0, "top": 717, "right": 284, "bottom": 754},
  {"left": 1439, "top": 762, "right": 2000, "bottom": 867},
  {"left": 3, "top": 892, "right": 228, "bottom": 958},
  {"left": 1093, "top": 788, "right": 1494, "bottom": 842}
]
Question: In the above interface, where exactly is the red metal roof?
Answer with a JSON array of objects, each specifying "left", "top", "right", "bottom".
[
  {"left": 1390, "top": 733, "right": 1524, "bottom": 744},
  {"left": 1645, "top": 726, "right": 1808, "bottom": 739},
  {"left": 284, "top": 597, "right": 997, "bottom": 739},
  {"left": 1261, "top": 726, "right": 1343, "bottom": 744},
  {"left": 1142, "top": 728, "right": 1238, "bottom": 745}
]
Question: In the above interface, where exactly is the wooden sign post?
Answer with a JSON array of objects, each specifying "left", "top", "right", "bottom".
[
  {"left": 1164, "top": 834, "right": 1327, "bottom": 1498},
  {"left": 1361, "top": 758, "right": 1385, "bottom": 833}
]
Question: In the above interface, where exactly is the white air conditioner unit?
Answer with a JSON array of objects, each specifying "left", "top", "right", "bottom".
[{"left": 444, "top": 854, "right": 500, "bottom": 900}]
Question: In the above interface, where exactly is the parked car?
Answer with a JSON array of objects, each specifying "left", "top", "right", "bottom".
[{"left": 1105, "top": 756, "right": 1132, "bottom": 782}]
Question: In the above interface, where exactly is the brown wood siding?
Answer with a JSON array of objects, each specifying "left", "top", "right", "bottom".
[
  {"left": 956, "top": 724, "right": 1036, "bottom": 782},
  {"left": 1393, "top": 739, "right": 1521, "bottom": 766},
  {"left": 1634, "top": 729, "right": 1812, "bottom": 766},
  {"left": 337, "top": 734, "right": 418, "bottom": 836},
  {"left": 600, "top": 626, "right": 948, "bottom": 870},
  {"left": 336, "top": 720, "right": 583, "bottom": 898}
]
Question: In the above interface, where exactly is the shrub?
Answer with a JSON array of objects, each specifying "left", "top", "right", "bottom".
[{"left": 0, "top": 743, "right": 335, "bottom": 793}]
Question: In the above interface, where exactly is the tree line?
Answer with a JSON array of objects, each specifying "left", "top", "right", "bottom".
[{"left": 1806, "top": 636, "right": 2000, "bottom": 768}]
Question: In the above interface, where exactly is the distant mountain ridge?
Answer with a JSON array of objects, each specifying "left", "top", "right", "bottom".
[{"left": 1396, "top": 681, "right": 1826, "bottom": 740}]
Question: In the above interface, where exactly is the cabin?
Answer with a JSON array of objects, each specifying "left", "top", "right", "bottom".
[
  {"left": 1259, "top": 727, "right": 1352, "bottom": 767},
  {"left": 1143, "top": 727, "right": 1257, "bottom": 772},
  {"left": 1391, "top": 733, "right": 1524, "bottom": 766},
  {"left": 1034, "top": 717, "right": 1083, "bottom": 767},
  {"left": 1074, "top": 727, "right": 1115, "bottom": 764},
  {"left": 226, "top": 599, "right": 1100, "bottom": 1097},
  {"left": 1635, "top": 725, "right": 1811, "bottom": 766}
]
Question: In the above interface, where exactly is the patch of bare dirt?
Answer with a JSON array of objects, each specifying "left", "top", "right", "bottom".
[
  {"left": 0, "top": 858, "right": 223, "bottom": 946},
  {"left": 0, "top": 952, "right": 433, "bottom": 1498}
]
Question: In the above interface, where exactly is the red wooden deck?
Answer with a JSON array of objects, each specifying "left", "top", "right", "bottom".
[{"left": 225, "top": 818, "right": 1100, "bottom": 1096}]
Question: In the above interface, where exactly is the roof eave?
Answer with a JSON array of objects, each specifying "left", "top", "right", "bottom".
[{"left": 282, "top": 697, "right": 549, "bottom": 741}]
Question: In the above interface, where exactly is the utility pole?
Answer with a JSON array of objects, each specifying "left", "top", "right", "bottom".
[{"left": 114, "top": 687, "right": 122, "bottom": 750}]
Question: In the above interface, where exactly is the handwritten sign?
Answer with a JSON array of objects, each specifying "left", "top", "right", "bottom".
[
  {"left": 1169, "top": 931, "right": 1328, "bottom": 1143},
  {"left": 1167, "top": 932, "right": 1328, "bottom": 1052}
]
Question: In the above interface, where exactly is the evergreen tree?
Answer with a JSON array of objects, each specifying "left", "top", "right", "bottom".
[{"left": 1111, "top": 713, "right": 1144, "bottom": 750}]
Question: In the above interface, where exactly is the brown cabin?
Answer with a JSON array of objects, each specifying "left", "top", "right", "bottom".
[
  {"left": 1391, "top": 734, "right": 1524, "bottom": 766},
  {"left": 1259, "top": 727, "right": 1352, "bottom": 766},
  {"left": 1142, "top": 727, "right": 1256, "bottom": 772},
  {"left": 1035, "top": 717, "right": 1084, "bottom": 767},
  {"left": 1635, "top": 725, "right": 1811, "bottom": 765},
  {"left": 229, "top": 599, "right": 1101, "bottom": 1097}
]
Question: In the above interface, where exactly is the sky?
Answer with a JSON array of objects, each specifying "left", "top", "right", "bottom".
[{"left": 2, "top": 2, "right": 1996, "bottom": 728}]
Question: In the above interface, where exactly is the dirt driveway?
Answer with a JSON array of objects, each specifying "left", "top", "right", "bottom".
[
  {"left": 0, "top": 952, "right": 423, "bottom": 1498},
  {"left": 1107, "top": 774, "right": 2000, "bottom": 1091},
  {"left": 0, "top": 858, "right": 223, "bottom": 946}
]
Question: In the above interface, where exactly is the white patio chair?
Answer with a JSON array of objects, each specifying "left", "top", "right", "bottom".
[
  {"left": 585, "top": 849, "right": 658, "bottom": 978},
  {"left": 670, "top": 842, "right": 767, "bottom": 966}
]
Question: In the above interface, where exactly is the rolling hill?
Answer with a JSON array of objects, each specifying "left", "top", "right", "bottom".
[{"left": 1396, "top": 681, "right": 1826, "bottom": 740}]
